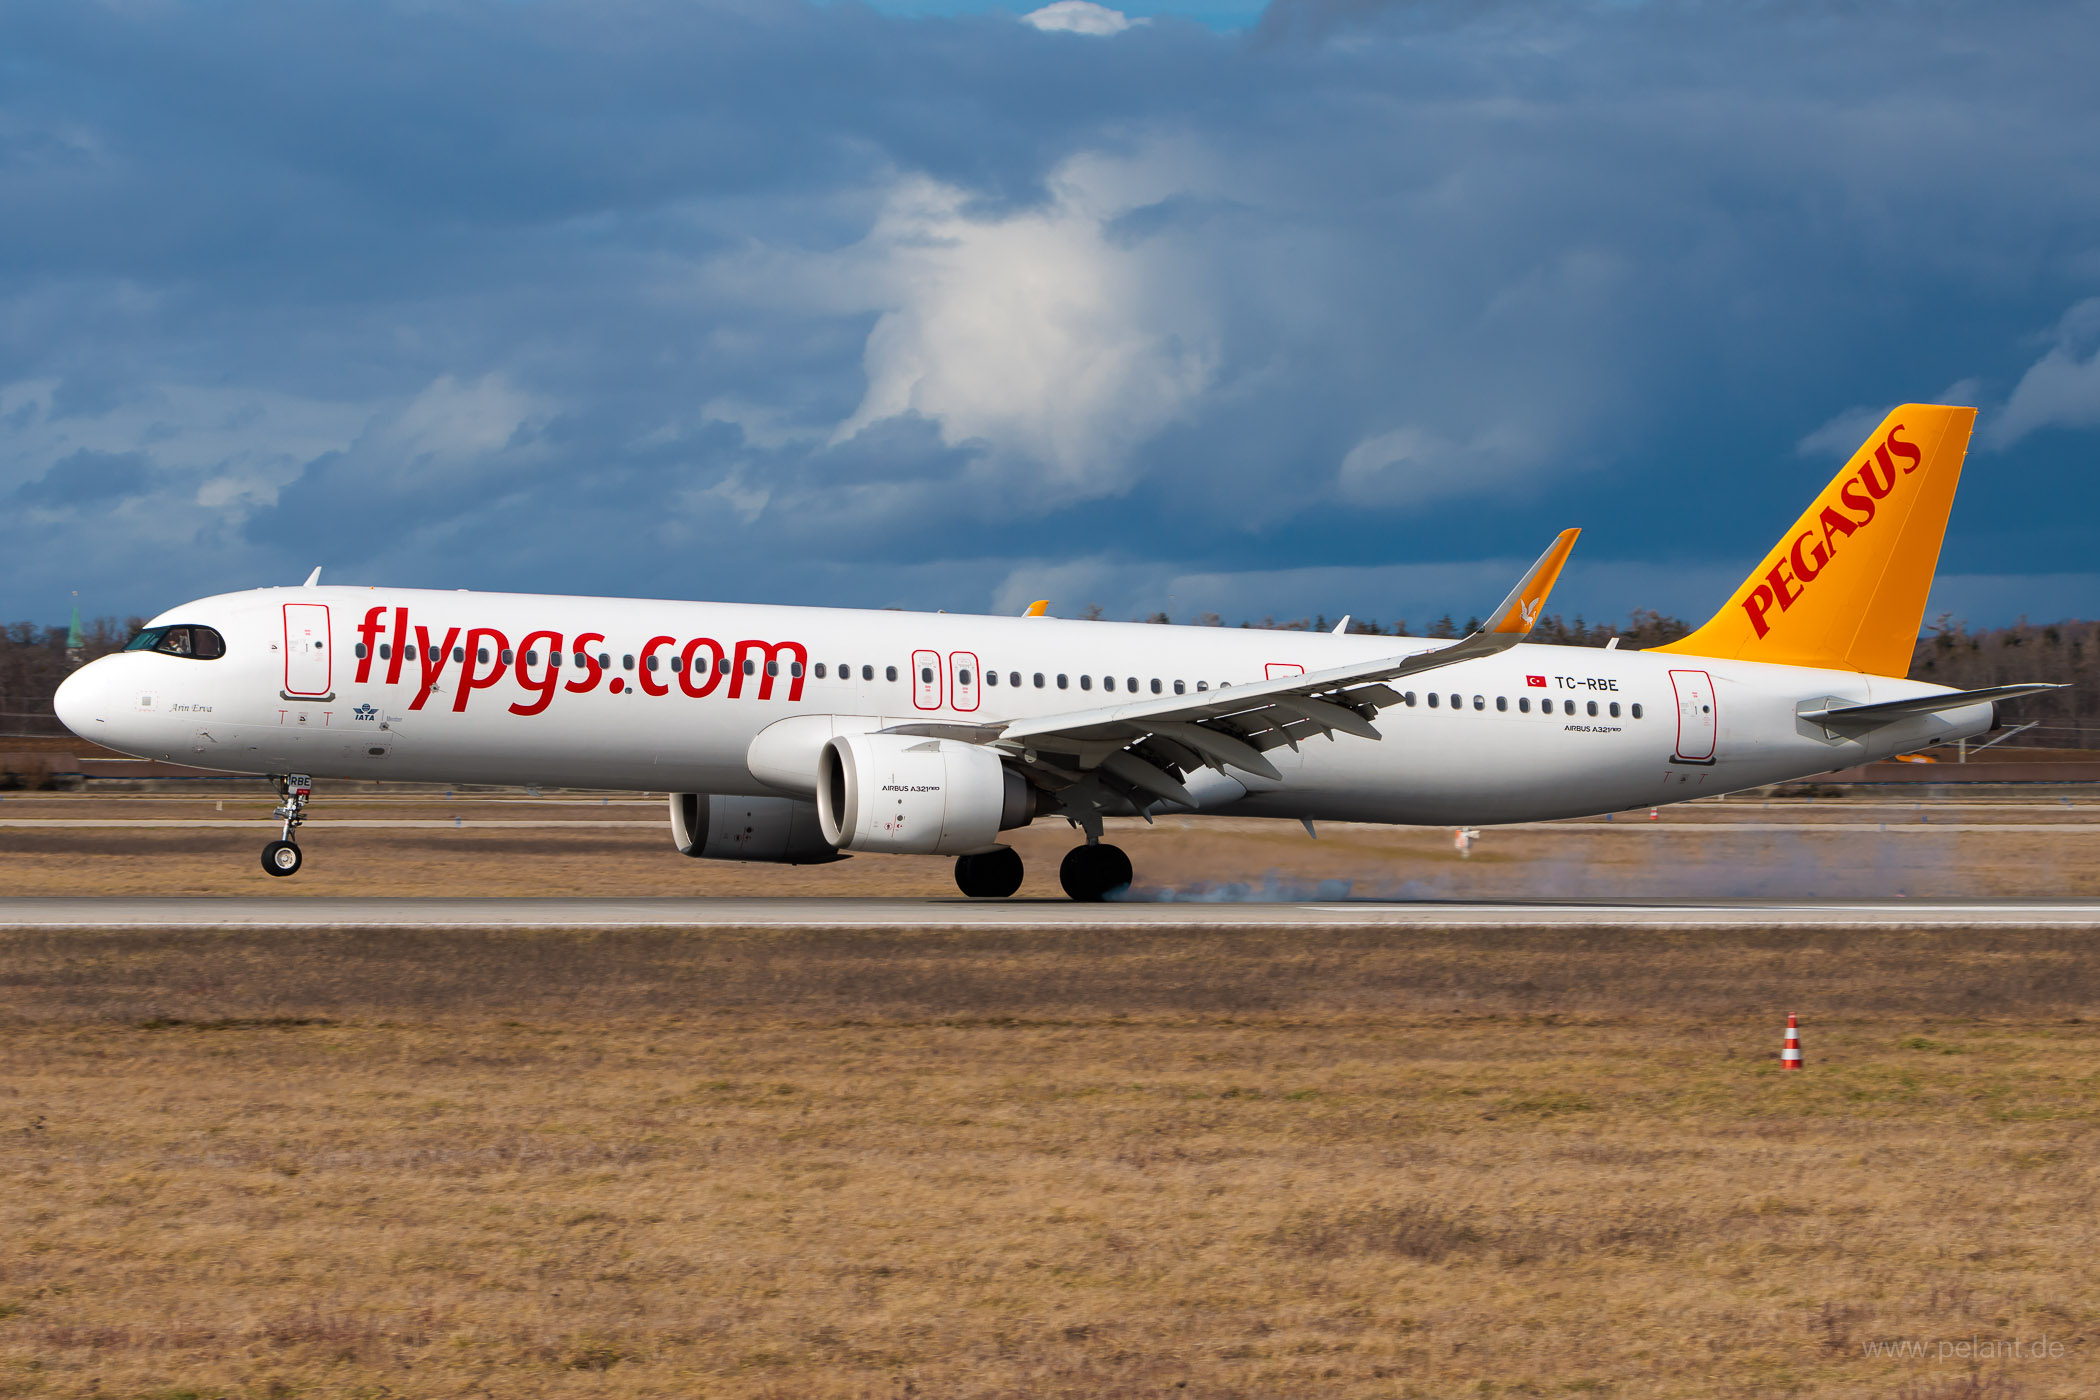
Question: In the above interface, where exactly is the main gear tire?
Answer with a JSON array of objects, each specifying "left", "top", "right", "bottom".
[
  {"left": 954, "top": 846, "right": 1025, "bottom": 898},
  {"left": 1058, "top": 843, "right": 1132, "bottom": 902}
]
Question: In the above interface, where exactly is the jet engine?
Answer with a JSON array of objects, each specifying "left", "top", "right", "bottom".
[
  {"left": 816, "top": 733, "right": 1036, "bottom": 855},
  {"left": 668, "top": 792, "right": 844, "bottom": 863}
]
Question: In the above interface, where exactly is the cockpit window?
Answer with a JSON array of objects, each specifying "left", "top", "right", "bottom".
[{"left": 125, "top": 625, "right": 226, "bottom": 660}]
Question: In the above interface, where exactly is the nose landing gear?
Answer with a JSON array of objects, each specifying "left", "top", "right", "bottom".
[
  {"left": 1058, "top": 842, "right": 1132, "bottom": 902},
  {"left": 261, "top": 774, "right": 312, "bottom": 878}
]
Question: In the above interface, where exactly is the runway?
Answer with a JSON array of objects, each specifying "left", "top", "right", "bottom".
[{"left": 8, "top": 896, "right": 2100, "bottom": 929}]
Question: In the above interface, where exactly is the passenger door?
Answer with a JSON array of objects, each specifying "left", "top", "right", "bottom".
[
  {"left": 283, "top": 604, "right": 333, "bottom": 698},
  {"left": 949, "top": 651, "right": 980, "bottom": 713},
  {"left": 911, "top": 649, "right": 943, "bottom": 710},
  {"left": 1668, "top": 669, "right": 1717, "bottom": 763}
]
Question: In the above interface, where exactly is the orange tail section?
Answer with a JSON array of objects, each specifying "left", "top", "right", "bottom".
[{"left": 1656, "top": 404, "right": 1976, "bottom": 677}]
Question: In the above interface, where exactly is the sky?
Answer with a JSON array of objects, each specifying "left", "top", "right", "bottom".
[{"left": 5, "top": 0, "right": 2100, "bottom": 633}]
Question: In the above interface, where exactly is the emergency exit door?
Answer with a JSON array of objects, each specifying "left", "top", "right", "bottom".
[
  {"left": 1668, "top": 669, "right": 1716, "bottom": 764},
  {"left": 949, "top": 651, "right": 980, "bottom": 712},
  {"left": 283, "top": 604, "right": 333, "bottom": 698},
  {"left": 911, "top": 649, "right": 942, "bottom": 710}
]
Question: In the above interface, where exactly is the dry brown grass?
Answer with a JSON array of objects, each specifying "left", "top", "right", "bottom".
[
  {"left": 11, "top": 789, "right": 2100, "bottom": 899},
  {"left": 1, "top": 921, "right": 2097, "bottom": 1398}
]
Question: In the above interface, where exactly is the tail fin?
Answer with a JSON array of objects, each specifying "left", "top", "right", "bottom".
[{"left": 1655, "top": 404, "right": 1976, "bottom": 677}]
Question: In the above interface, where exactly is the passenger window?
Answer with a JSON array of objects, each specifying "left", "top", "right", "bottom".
[
  {"left": 1033, "top": 673, "right": 1045, "bottom": 688},
  {"left": 380, "top": 643, "right": 391, "bottom": 661},
  {"left": 1102, "top": 676, "right": 1114, "bottom": 691},
  {"left": 623, "top": 654, "right": 635, "bottom": 670},
  {"left": 1057, "top": 674, "right": 1069, "bottom": 689},
  {"left": 744, "top": 659, "right": 757, "bottom": 675},
  {"left": 767, "top": 661, "right": 780, "bottom": 677},
  {"left": 478, "top": 648, "right": 490, "bottom": 664},
  {"left": 1081, "top": 675, "right": 1093, "bottom": 691},
  {"left": 598, "top": 653, "right": 611, "bottom": 669},
  {"left": 572, "top": 652, "right": 585, "bottom": 667},
  {"left": 886, "top": 666, "right": 898, "bottom": 681},
  {"left": 669, "top": 656, "right": 683, "bottom": 673},
  {"left": 1631, "top": 703, "right": 1644, "bottom": 719},
  {"left": 645, "top": 654, "right": 658, "bottom": 671},
  {"left": 984, "top": 669, "right": 996, "bottom": 686},
  {"left": 864, "top": 665, "right": 875, "bottom": 681},
  {"left": 454, "top": 647, "right": 466, "bottom": 663},
  {"left": 406, "top": 646, "right": 418, "bottom": 661},
  {"left": 1402, "top": 691, "right": 1415, "bottom": 706},
  {"left": 1609, "top": 701, "right": 1620, "bottom": 718},
  {"left": 1196, "top": 681, "right": 1208, "bottom": 692},
  {"left": 1126, "top": 677, "right": 1137, "bottom": 692},
  {"left": 550, "top": 652, "right": 562, "bottom": 668},
  {"left": 1496, "top": 696, "right": 1507, "bottom": 712},
  {"left": 1450, "top": 694, "right": 1461, "bottom": 710},
  {"left": 815, "top": 663, "right": 827, "bottom": 679},
  {"left": 1173, "top": 680, "right": 1185, "bottom": 694},
  {"left": 526, "top": 651, "right": 539, "bottom": 665},
  {"left": 958, "top": 668, "right": 972, "bottom": 686},
  {"left": 1519, "top": 697, "right": 1530, "bottom": 713},
  {"left": 1564, "top": 699, "right": 1575, "bottom": 715},
  {"left": 1010, "top": 672, "right": 1021, "bottom": 687},
  {"left": 1151, "top": 678, "right": 1162, "bottom": 694},
  {"left": 1428, "top": 692, "right": 1439, "bottom": 708},
  {"left": 1473, "top": 695, "right": 1484, "bottom": 710},
  {"left": 1587, "top": 700, "right": 1598, "bottom": 717},
  {"left": 719, "top": 657, "right": 732, "bottom": 675},
  {"left": 921, "top": 666, "right": 934, "bottom": 684},
  {"left": 501, "top": 649, "right": 514, "bottom": 665},
  {"left": 355, "top": 643, "right": 367, "bottom": 660}
]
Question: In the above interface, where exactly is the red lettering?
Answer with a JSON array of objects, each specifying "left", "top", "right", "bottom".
[
  {"left": 1765, "top": 559, "right": 1802, "bottom": 611},
  {"left": 679, "top": 637, "right": 725, "bottom": 698},
  {"left": 1840, "top": 477, "right": 1878, "bottom": 526},
  {"left": 1790, "top": 531, "right": 1829, "bottom": 583},
  {"left": 384, "top": 607, "right": 409, "bottom": 685},
  {"left": 1860, "top": 451, "right": 1896, "bottom": 500},
  {"left": 1742, "top": 583, "right": 1779, "bottom": 638},
  {"left": 731, "top": 639, "right": 807, "bottom": 701},
  {"left": 638, "top": 635, "right": 676, "bottom": 697},
  {"left": 452, "top": 628, "right": 511, "bottom": 712},
  {"left": 1886, "top": 424, "right": 1922, "bottom": 473},
  {"left": 355, "top": 607, "right": 387, "bottom": 684},
  {"left": 565, "top": 632, "right": 606, "bottom": 693},
  {"left": 411, "top": 625, "right": 460, "bottom": 710},
  {"left": 1816, "top": 504, "right": 1858, "bottom": 559},
  {"left": 510, "top": 629, "right": 564, "bottom": 717}
]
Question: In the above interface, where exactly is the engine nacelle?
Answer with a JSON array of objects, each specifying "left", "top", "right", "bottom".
[
  {"left": 815, "top": 733, "right": 1035, "bottom": 855},
  {"left": 668, "top": 793, "right": 844, "bottom": 864}
]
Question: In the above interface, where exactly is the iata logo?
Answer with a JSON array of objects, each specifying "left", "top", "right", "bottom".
[
  {"left": 353, "top": 704, "right": 378, "bottom": 721},
  {"left": 1742, "top": 424, "right": 1922, "bottom": 638}
]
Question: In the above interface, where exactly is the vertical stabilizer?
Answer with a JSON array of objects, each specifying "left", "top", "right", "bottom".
[{"left": 1656, "top": 404, "right": 1975, "bottom": 677}]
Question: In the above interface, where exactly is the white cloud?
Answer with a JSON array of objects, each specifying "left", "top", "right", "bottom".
[
  {"left": 1989, "top": 298, "right": 2100, "bottom": 448},
  {"left": 1795, "top": 404, "right": 1888, "bottom": 460},
  {"left": 827, "top": 153, "right": 1217, "bottom": 496},
  {"left": 1334, "top": 422, "right": 1551, "bottom": 508},
  {"left": 1022, "top": 2, "right": 1136, "bottom": 36}
]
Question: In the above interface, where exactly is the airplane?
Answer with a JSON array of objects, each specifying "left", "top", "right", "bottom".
[{"left": 53, "top": 403, "right": 2060, "bottom": 900}]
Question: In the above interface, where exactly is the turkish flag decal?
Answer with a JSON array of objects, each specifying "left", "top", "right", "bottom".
[{"left": 1525, "top": 675, "right": 1547, "bottom": 688}]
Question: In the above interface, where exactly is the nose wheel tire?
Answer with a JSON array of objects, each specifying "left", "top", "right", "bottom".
[
  {"left": 1059, "top": 843, "right": 1132, "bottom": 902},
  {"left": 261, "top": 840, "right": 303, "bottom": 877},
  {"left": 954, "top": 847, "right": 1024, "bottom": 898}
]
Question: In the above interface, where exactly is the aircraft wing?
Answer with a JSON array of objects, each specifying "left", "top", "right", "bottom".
[{"left": 889, "top": 530, "right": 1579, "bottom": 811}]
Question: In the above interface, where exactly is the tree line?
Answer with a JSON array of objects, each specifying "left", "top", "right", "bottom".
[{"left": 1, "top": 609, "right": 2093, "bottom": 747}]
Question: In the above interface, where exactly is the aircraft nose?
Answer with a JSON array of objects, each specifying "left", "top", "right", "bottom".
[{"left": 53, "top": 659, "right": 112, "bottom": 741}]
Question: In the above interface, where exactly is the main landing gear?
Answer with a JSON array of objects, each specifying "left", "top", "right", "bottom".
[
  {"left": 261, "top": 774, "right": 312, "bottom": 877},
  {"left": 1059, "top": 842, "right": 1132, "bottom": 903},
  {"left": 950, "top": 842, "right": 1134, "bottom": 900},
  {"left": 954, "top": 847, "right": 1024, "bottom": 899}
]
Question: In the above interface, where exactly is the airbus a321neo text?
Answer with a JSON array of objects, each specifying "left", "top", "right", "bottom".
[{"left": 56, "top": 405, "right": 2058, "bottom": 899}]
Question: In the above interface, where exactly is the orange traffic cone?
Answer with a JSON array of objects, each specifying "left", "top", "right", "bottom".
[{"left": 1780, "top": 1013, "right": 1804, "bottom": 1071}]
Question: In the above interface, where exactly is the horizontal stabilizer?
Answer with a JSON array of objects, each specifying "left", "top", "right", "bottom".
[{"left": 1798, "top": 683, "right": 2062, "bottom": 727}]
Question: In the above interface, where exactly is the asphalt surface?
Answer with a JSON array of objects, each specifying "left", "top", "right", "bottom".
[{"left": 7, "top": 897, "right": 2100, "bottom": 929}]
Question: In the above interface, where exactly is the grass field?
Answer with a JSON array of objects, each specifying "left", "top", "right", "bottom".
[{"left": 2, "top": 915, "right": 2096, "bottom": 1398}]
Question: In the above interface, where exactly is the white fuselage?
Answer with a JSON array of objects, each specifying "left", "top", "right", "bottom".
[{"left": 57, "top": 585, "right": 1990, "bottom": 824}]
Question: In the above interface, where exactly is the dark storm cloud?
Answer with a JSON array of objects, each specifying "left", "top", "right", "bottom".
[
  {"left": 13, "top": 449, "right": 152, "bottom": 508},
  {"left": 2, "top": 0, "right": 2099, "bottom": 627}
]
